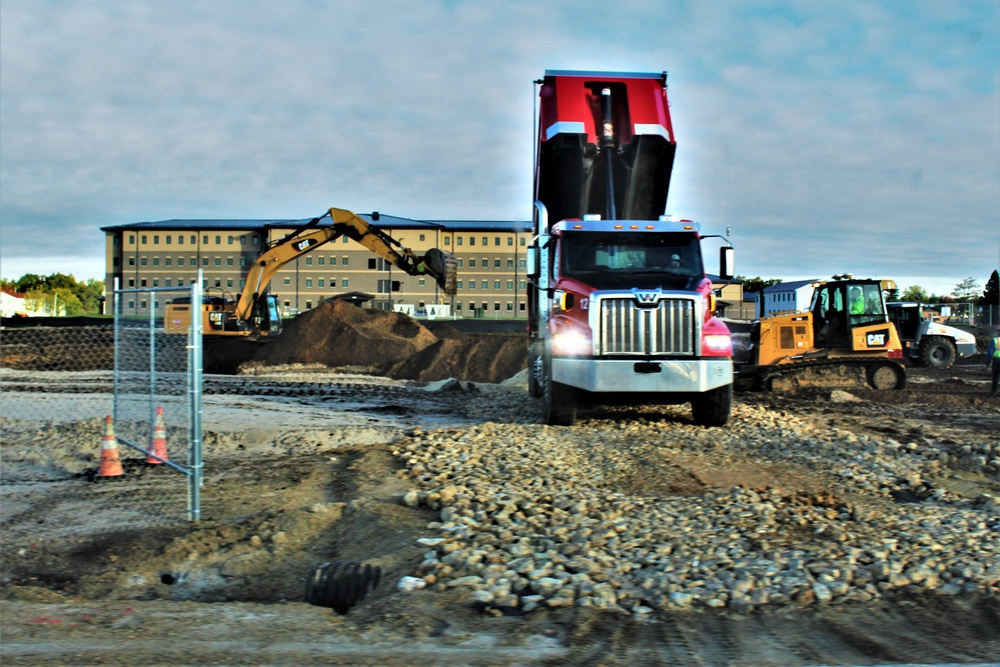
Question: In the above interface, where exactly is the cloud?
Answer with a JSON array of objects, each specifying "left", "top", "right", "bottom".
[{"left": 0, "top": 0, "right": 997, "bottom": 290}]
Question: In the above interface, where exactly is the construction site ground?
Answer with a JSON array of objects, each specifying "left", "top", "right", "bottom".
[{"left": 1, "top": 310, "right": 998, "bottom": 666}]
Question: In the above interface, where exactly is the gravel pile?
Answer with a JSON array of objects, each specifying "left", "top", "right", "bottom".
[{"left": 395, "top": 399, "right": 1000, "bottom": 615}]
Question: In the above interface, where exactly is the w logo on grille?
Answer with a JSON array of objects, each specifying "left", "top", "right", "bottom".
[{"left": 634, "top": 292, "right": 659, "bottom": 304}]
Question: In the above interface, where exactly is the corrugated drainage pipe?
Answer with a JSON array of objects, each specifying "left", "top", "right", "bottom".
[{"left": 304, "top": 561, "right": 381, "bottom": 614}]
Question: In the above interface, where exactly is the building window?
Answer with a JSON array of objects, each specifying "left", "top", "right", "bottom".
[
  {"left": 342, "top": 257, "right": 348, "bottom": 265},
  {"left": 284, "top": 277, "right": 291, "bottom": 285},
  {"left": 494, "top": 237, "right": 500, "bottom": 246},
  {"left": 306, "top": 279, "right": 313, "bottom": 288},
  {"left": 318, "top": 257, "right": 325, "bottom": 266},
  {"left": 141, "top": 235, "right": 147, "bottom": 244},
  {"left": 494, "top": 259, "right": 501, "bottom": 268},
  {"left": 178, "top": 235, "right": 184, "bottom": 245},
  {"left": 128, "top": 257, "right": 135, "bottom": 266},
  {"left": 444, "top": 237, "right": 450, "bottom": 246},
  {"left": 202, "top": 235, "right": 208, "bottom": 244},
  {"left": 153, "top": 279, "right": 159, "bottom": 287},
  {"left": 227, "top": 257, "right": 233, "bottom": 266},
  {"left": 214, "top": 279, "right": 221, "bottom": 287},
  {"left": 228, "top": 235, "right": 234, "bottom": 244},
  {"left": 140, "top": 300, "right": 147, "bottom": 309},
  {"left": 227, "top": 279, "right": 233, "bottom": 287},
  {"left": 341, "top": 279, "right": 348, "bottom": 287},
  {"left": 306, "top": 301, "right": 312, "bottom": 309},
  {"left": 166, "top": 235, "right": 171, "bottom": 245},
  {"left": 507, "top": 302, "right": 513, "bottom": 311},
  {"left": 469, "top": 237, "right": 475, "bottom": 246},
  {"left": 128, "top": 235, "right": 135, "bottom": 245},
  {"left": 520, "top": 237, "right": 526, "bottom": 246},
  {"left": 494, "top": 281, "right": 501, "bottom": 290},
  {"left": 482, "top": 237, "right": 488, "bottom": 246},
  {"left": 507, "top": 259, "right": 514, "bottom": 268},
  {"left": 481, "top": 281, "right": 488, "bottom": 289},
  {"left": 494, "top": 302, "right": 500, "bottom": 311},
  {"left": 141, "top": 279, "right": 147, "bottom": 287},
  {"left": 456, "top": 259, "right": 463, "bottom": 267},
  {"left": 253, "top": 235, "right": 259, "bottom": 245},
  {"left": 507, "top": 281, "right": 513, "bottom": 289},
  {"left": 418, "top": 278, "right": 425, "bottom": 286},
  {"left": 152, "top": 257, "right": 159, "bottom": 266},
  {"left": 457, "top": 281, "right": 463, "bottom": 289},
  {"left": 467, "top": 282, "right": 473, "bottom": 290},
  {"left": 141, "top": 258, "right": 147, "bottom": 266},
  {"left": 419, "top": 234, "right": 425, "bottom": 242},
  {"left": 318, "top": 279, "right": 325, "bottom": 287},
  {"left": 128, "top": 279, "right": 135, "bottom": 287},
  {"left": 153, "top": 235, "right": 159, "bottom": 244},
  {"left": 457, "top": 237, "right": 464, "bottom": 246},
  {"left": 507, "top": 237, "right": 513, "bottom": 246},
  {"left": 215, "top": 235, "right": 221, "bottom": 244},
  {"left": 306, "top": 257, "right": 313, "bottom": 266},
  {"left": 519, "top": 280, "right": 526, "bottom": 290},
  {"left": 191, "top": 235, "right": 197, "bottom": 244},
  {"left": 469, "top": 259, "right": 476, "bottom": 268},
  {"left": 178, "top": 258, "right": 184, "bottom": 266},
  {"left": 165, "top": 279, "right": 172, "bottom": 286},
  {"left": 240, "top": 235, "right": 246, "bottom": 245},
  {"left": 202, "top": 258, "right": 209, "bottom": 266},
  {"left": 519, "top": 259, "right": 526, "bottom": 268},
  {"left": 214, "top": 258, "right": 221, "bottom": 266},
  {"left": 165, "top": 258, "right": 172, "bottom": 266}
]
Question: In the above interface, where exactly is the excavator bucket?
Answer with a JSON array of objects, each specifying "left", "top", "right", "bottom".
[{"left": 422, "top": 248, "right": 458, "bottom": 296}]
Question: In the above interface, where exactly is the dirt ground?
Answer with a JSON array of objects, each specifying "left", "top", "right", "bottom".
[{"left": 1, "top": 314, "right": 999, "bottom": 666}]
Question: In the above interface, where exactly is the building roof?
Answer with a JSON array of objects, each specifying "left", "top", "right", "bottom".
[
  {"left": 762, "top": 279, "right": 817, "bottom": 293},
  {"left": 102, "top": 215, "right": 532, "bottom": 234}
]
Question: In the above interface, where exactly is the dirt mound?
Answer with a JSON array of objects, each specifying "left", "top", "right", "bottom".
[{"left": 249, "top": 301, "right": 526, "bottom": 383}]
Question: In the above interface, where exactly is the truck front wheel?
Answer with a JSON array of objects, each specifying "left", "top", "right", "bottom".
[
  {"left": 920, "top": 337, "right": 956, "bottom": 369},
  {"left": 542, "top": 354, "right": 576, "bottom": 426},
  {"left": 691, "top": 384, "right": 732, "bottom": 427}
]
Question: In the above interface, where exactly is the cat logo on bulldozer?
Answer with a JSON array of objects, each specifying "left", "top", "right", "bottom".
[{"left": 866, "top": 329, "right": 889, "bottom": 347}]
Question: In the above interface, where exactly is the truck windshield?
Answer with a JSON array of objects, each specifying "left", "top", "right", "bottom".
[{"left": 559, "top": 231, "right": 703, "bottom": 290}]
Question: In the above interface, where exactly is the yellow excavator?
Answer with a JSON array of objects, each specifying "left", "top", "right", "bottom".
[
  {"left": 736, "top": 276, "right": 907, "bottom": 390},
  {"left": 164, "top": 207, "right": 457, "bottom": 337}
]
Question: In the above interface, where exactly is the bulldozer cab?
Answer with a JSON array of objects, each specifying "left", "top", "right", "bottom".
[{"left": 812, "top": 280, "right": 892, "bottom": 348}]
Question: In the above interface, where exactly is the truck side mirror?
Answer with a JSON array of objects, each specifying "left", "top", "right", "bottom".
[
  {"left": 719, "top": 246, "right": 734, "bottom": 280},
  {"left": 526, "top": 246, "right": 539, "bottom": 278}
]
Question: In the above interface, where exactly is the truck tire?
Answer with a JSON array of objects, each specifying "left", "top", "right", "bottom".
[
  {"left": 690, "top": 384, "right": 732, "bottom": 427},
  {"left": 920, "top": 337, "right": 956, "bottom": 369},
  {"left": 542, "top": 354, "right": 576, "bottom": 426},
  {"left": 527, "top": 345, "right": 543, "bottom": 399}
]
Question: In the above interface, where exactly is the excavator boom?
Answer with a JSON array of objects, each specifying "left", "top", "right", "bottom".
[{"left": 166, "top": 207, "right": 457, "bottom": 338}]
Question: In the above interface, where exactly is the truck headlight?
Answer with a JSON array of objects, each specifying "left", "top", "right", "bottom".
[
  {"left": 551, "top": 330, "right": 591, "bottom": 356},
  {"left": 703, "top": 334, "right": 732, "bottom": 354}
]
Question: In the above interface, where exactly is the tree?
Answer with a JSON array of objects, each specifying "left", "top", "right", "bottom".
[
  {"left": 980, "top": 270, "right": 999, "bottom": 306},
  {"left": 735, "top": 276, "right": 783, "bottom": 293},
  {"left": 4, "top": 273, "right": 105, "bottom": 316},
  {"left": 951, "top": 276, "right": 980, "bottom": 303},
  {"left": 901, "top": 285, "right": 928, "bottom": 302}
]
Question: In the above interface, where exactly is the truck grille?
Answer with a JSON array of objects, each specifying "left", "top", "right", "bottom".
[{"left": 598, "top": 298, "right": 696, "bottom": 356}]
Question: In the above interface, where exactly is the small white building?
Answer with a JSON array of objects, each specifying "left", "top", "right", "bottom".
[
  {"left": 1, "top": 290, "right": 27, "bottom": 317},
  {"left": 755, "top": 279, "right": 817, "bottom": 318}
]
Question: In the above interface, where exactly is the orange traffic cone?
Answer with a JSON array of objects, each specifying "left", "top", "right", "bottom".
[
  {"left": 146, "top": 406, "right": 168, "bottom": 465},
  {"left": 98, "top": 415, "right": 124, "bottom": 478}
]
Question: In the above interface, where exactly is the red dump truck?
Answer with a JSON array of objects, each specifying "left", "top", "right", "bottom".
[{"left": 526, "top": 70, "right": 735, "bottom": 426}]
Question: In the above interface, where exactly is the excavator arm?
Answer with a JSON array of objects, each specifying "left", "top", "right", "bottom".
[{"left": 234, "top": 207, "right": 457, "bottom": 322}]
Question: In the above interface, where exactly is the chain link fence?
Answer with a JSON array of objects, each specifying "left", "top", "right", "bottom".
[{"left": 1, "top": 276, "right": 203, "bottom": 538}]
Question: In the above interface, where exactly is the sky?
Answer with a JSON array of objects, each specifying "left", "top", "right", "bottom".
[{"left": 1, "top": 0, "right": 998, "bottom": 297}]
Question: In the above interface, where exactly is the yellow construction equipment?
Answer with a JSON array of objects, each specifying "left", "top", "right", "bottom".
[
  {"left": 737, "top": 276, "right": 906, "bottom": 390},
  {"left": 164, "top": 208, "right": 457, "bottom": 337}
]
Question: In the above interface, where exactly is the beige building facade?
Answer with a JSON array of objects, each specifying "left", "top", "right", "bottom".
[
  {"left": 102, "top": 216, "right": 534, "bottom": 317},
  {"left": 102, "top": 215, "right": 742, "bottom": 319}
]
